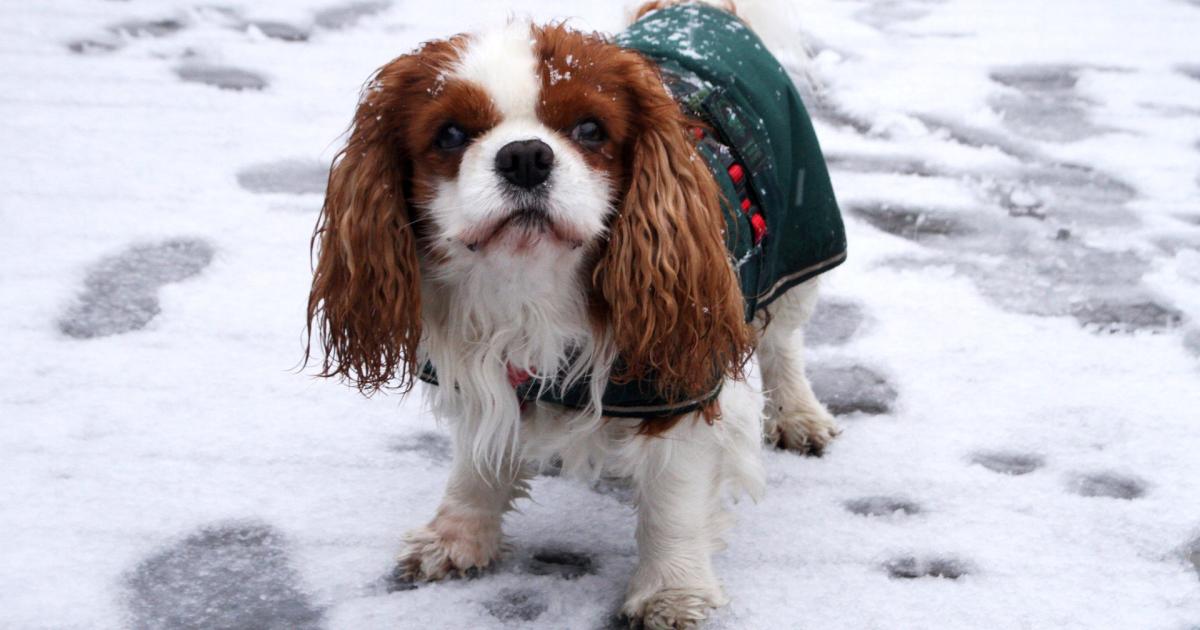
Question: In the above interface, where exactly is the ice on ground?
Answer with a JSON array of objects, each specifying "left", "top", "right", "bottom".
[
  {"left": 849, "top": 202, "right": 975, "bottom": 239},
  {"left": 989, "top": 64, "right": 1111, "bottom": 143}
]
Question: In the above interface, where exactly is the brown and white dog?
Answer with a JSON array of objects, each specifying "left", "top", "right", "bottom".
[{"left": 306, "top": 1, "right": 838, "bottom": 626}]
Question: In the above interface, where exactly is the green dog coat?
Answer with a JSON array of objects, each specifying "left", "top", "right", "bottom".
[{"left": 420, "top": 4, "right": 847, "bottom": 417}]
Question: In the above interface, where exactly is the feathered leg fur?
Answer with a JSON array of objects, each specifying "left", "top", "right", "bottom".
[
  {"left": 396, "top": 440, "right": 530, "bottom": 581},
  {"left": 757, "top": 280, "right": 840, "bottom": 456},
  {"left": 620, "top": 380, "right": 765, "bottom": 628}
]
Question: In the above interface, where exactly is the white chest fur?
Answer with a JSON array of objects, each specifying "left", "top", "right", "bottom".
[{"left": 420, "top": 245, "right": 609, "bottom": 469}]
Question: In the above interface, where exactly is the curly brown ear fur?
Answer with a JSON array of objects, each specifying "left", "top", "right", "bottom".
[
  {"left": 306, "top": 51, "right": 446, "bottom": 394},
  {"left": 593, "top": 53, "right": 754, "bottom": 400}
]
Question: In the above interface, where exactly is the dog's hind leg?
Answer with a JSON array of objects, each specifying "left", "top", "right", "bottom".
[{"left": 756, "top": 279, "right": 840, "bottom": 456}]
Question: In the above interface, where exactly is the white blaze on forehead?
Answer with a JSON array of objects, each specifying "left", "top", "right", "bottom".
[{"left": 450, "top": 22, "right": 540, "bottom": 120}]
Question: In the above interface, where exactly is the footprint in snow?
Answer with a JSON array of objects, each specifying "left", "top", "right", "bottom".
[
  {"left": 1068, "top": 472, "right": 1147, "bottom": 500},
  {"left": 1196, "top": 142, "right": 1200, "bottom": 188},
  {"left": 1069, "top": 299, "right": 1183, "bottom": 333},
  {"left": 809, "top": 363, "right": 898, "bottom": 416},
  {"left": 388, "top": 431, "right": 451, "bottom": 463},
  {"left": 484, "top": 587, "right": 548, "bottom": 623},
  {"left": 969, "top": 451, "right": 1045, "bottom": 476},
  {"left": 58, "top": 238, "right": 213, "bottom": 339},
  {"left": 176, "top": 64, "right": 268, "bottom": 91},
  {"left": 68, "top": 38, "right": 122, "bottom": 54},
  {"left": 314, "top": 1, "right": 391, "bottom": 30},
  {"left": 111, "top": 19, "right": 187, "bottom": 38},
  {"left": 67, "top": 17, "right": 186, "bottom": 54},
  {"left": 852, "top": 0, "right": 941, "bottom": 32},
  {"left": 806, "top": 299, "right": 867, "bottom": 347},
  {"left": 592, "top": 475, "right": 636, "bottom": 505},
  {"left": 1184, "top": 329, "right": 1200, "bottom": 357},
  {"left": 845, "top": 496, "right": 921, "bottom": 517},
  {"left": 125, "top": 521, "right": 322, "bottom": 630},
  {"left": 1185, "top": 535, "right": 1200, "bottom": 579},
  {"left": 244, "top": 21, "right": 310, "bottom": 42},
  {"left": 525, "top": 549, "right": 595, "bottom": 580},
  {"left": 884, "top": 555, "right": 970, "bottom": 580},
  {"left": 237, "top": 159, "right": 328, "bottom": 195},
  {"left": 199, "top": 6, "right": 310, "bottom": 42}
]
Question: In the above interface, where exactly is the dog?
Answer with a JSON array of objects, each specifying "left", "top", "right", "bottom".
[{"left": 306, "top": 1, "right": 846, "bottom": 626}]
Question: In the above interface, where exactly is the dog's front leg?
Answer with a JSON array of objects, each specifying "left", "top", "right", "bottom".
[
  {"left": 621, "top": 418, "right": 728, "bottom": 628},
  {"left": 397, "top": 436, "right": 529, "bottom": 582}
]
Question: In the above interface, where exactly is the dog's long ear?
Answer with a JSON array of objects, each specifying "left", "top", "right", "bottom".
[
  {"left": 306, "top": 56, "right": 430, "bottom": 394},
  {"left": 593, "top": 53, "right": 753, "bottom": 400}
]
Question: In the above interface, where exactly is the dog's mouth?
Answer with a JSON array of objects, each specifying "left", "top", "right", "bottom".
[{"left": 460, "top": 208, "right": 585, "bottom": 252}]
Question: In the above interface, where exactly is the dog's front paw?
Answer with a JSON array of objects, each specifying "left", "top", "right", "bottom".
[
  {"left": 766, "top": 406, "right": 841, "bottom": 456},
  {"left": 395, "top": 512, "right": 504, "bottom": 582},
  {"left": 621, "top": 588, "right": 718, "bottom": 629}
]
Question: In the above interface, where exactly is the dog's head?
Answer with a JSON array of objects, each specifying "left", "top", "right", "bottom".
[{"left": 307, "top": 22, "right": 751, "bottom": 399}]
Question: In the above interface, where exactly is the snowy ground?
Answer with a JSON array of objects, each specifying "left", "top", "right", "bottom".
[{"left": 2, "top": 0, "right": 1199, "bottom": 628}]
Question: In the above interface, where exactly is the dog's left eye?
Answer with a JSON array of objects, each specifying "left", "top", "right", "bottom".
[
  {"left": 571, "top": 119, "right": 606, "bottom": 147},
  {"left": 434, "top": 123, "right": 469, "bottom": 151}
]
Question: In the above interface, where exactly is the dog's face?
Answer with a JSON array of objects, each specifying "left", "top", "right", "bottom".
[
  {"left": 353, "top": 23, "right": 647, "bottom": 265},
  {"left": 307, "top": 21, "right": 752, "bottom": 399},
  {"left": 413, "top": 23, "right": 627, "bottom": 257}
]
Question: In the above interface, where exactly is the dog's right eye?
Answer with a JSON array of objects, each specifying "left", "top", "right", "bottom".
[
  {"left": 570, "top": 118, "right": 606, "bottom": 147},
  {"left": 434, "top": 123, "right": 469, "bottom": 151}
]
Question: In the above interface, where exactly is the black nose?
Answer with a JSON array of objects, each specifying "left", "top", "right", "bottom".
[{"left": 495, "top": 139, "right": 554, "bottom": 190}]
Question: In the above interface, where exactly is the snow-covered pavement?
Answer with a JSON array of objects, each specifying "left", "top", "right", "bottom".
[{"left": 2, "top": 1, "right": 1199, "bottom": 628}]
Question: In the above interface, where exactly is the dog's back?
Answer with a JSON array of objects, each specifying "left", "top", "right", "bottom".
[{"left": 619, "top": 1, "right": 847, "bottom": 317}]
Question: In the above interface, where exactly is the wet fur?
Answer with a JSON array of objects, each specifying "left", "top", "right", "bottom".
[{"left": 305, "top": 2, "right": 838, "bottom": 627}]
